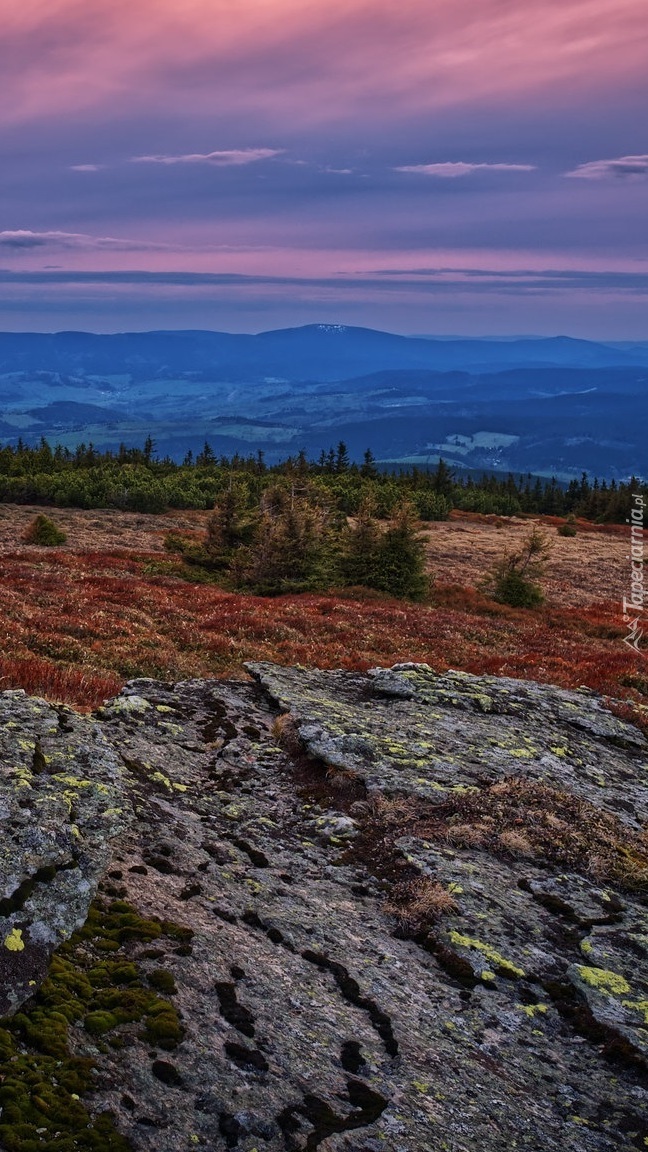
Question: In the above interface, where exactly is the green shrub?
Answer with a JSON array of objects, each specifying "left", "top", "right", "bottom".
[
  {"left": 414, "top": 491, "right": 452, "bottom": 521},
  {"left": 484, "top": 526, "right": 552, "bottom": 608},
  {"left": 23, "top": 513, "right": 67, "bottom": 546},
  {"left": 558, "top": 515, "right": 577, "bottom": 537},
  {"left": 491, "top": 570, "right": 544, "bottom": 608}
]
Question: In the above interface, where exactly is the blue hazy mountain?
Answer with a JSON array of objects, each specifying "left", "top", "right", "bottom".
[
  {"left": 0, "top": 325, "right": 646, "bottom": 478},
  {"left": 0, "top": 324, "right": 646, "bottom": 380}
]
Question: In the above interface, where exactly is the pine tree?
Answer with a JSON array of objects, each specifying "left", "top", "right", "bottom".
[
  {"left": 431, "top": 458, "right": 454, "bottom": 498},
  {"left": 484, "top": 526, "right": 552, "bottom": 607},
  {"left": 371, "top": 501, "right": 429, "bottom": 600},
  {"left": 360, "top": 448, "right": 378, "bottom": 479},
  {"left": 335, "top": 441, "right": 350, "bottom": 473},
  {"left": 339, "top": 499, "right": 382, "bottom": 587},
  {"left": 234, "top": 483, "right": 335, "bottom": 594},
  {"left": 204, "top": 482, "right": 257, "bottom": 568}
]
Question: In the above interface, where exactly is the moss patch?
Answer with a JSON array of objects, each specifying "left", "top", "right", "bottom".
[{"left": 0, "top": 898, "right": 192, "bottom": 1151}]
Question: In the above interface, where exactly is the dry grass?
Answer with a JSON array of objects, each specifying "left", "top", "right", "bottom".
[
  {"left": 0, "top": 503, "right": 206, "bottom": 555},
  {"left": 424, "top": 511, "right": 634, "bottom": 608},
  {"left": 384, "top": 878, "right": 459, "bottom": 934},
  {"left": 370, "top": 779, "right": 648, "bottom": 894},
  {"left": 272, "top": 712, "right": 304, "bottom": 757},
  {"left": 340, "top": 776, "right": 648, "bottom": 941}
]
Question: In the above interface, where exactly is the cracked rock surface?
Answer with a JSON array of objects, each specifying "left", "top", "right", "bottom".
[
  {"left": 0, "top": 690, "right": 128, "bottom": 1015},
  {"left": 1, "top": 665, "right": 647, "bottom": 1151}
]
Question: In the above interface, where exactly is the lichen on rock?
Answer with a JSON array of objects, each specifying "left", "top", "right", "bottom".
[
  {"left": 1, "top": 665, "right": 647, "bottom": 1150},
  {"left": 0, "top": 690, "right": 128, "bottom": 1016}
]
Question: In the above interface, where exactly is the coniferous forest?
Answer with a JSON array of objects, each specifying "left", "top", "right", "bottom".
[{"left": 0, "top": 437, "right": 644, "bottom": 523}]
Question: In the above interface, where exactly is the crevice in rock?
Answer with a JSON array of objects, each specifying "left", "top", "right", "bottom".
[
  {"left": 215, "top": 981, "right": 256, "bottom": 1038},
  {"left": 231, "top": 838, "right": 270, "bottom": 868},
  {"left": 278, "top": 1077, "right": 388, "bottom": 1151},
  {"left": 224, "top": 1040, "right": 269, "bottom": 1073},
  {"left": 301, "top": 950, "right": 398, "bottom": 1058},
  {"left": 151, "top": 1059, "right": 185, "bottom": 1087},
  {"left": 200, "top": 698, "right": 238, "bottom": 746},
  {"left": 543, "top": 978, "right": 647, "bottom": 1071},
  {"left": 523, "top": 885, "right": 623, "bottom": 927},
  {"left": 56, "top": 706, "right": 76, "bottom": 734},
  {"left": 218, "top": 1111, "right": 243, "bottom": 1148},
  {"left": 0, "top": 857, "right": 78, "bottom": 919},
  {"left": 340, "top": 1039, "right": 365, "bottom": 1073},
  {"left": 242, "top": 909, "right": 294, "bottom": 949},
  {"left": 31, "top": 739, "right": 49, "bottom": 775}
]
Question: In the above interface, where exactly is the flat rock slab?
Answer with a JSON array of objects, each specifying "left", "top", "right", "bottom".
[
  {"left": 248, "top": 663, "right": 648, "bottom": 827},
  {"left": 1, "top": 666, "right": 647, "bottom": 1151},
  {"left": 0, "top": 690, "right": 127, "bottom": 1014}
]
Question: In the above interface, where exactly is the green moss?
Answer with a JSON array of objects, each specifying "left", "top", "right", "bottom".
[
  {"left": 84, "top": 1010, "right": 120, "bottom": 1035},
  {"left": 143, "top": 1003, "right": 184, "bottom": 1048},
  {"left": 147, "top": 969, "right": 177, "bottom": 994},
  {"left": 0, "top": 898, "right": 190, "bottom": 1151}
]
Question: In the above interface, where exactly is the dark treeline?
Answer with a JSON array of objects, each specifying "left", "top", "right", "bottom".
[{"left": 0, "top": 437, "right": 645, "bottom": 523}]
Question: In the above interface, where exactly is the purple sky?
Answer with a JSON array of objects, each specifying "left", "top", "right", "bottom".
[{"left": 1, "top": 0, "right": 647, "bottom": 336}]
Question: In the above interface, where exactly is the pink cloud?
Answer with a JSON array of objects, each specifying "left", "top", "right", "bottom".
[
  {"left": 396, "top": 162, "right": 536, "bottom": 178},
  {"left": 565, "top": 154, "right": 648, "bottom": 179},
  {"left": 2, "top": 0, "right": 646, "bottom": 128},
  {"left": 131, "top": 148, "right": 283, "bottom": 166}
]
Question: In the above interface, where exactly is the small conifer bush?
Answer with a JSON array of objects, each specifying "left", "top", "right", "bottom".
[
  {"left": 23, "top": 514, "right": 67, "bottom": 547},
  {"left": 484, "top": 526, "right": 552, "bottom": 608},
  {"left": 558, "top": 515, "right": 578, "bottom": 537}
]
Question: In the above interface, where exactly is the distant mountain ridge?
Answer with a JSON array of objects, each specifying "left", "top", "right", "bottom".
[
  {"left": 0, "top": 324, "right": 646, "bottom": 478},
  {"left": 0, "top": 324, "right": 645, "bottom": 381}
]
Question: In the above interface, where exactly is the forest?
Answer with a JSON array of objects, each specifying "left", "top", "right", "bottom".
[{"left": 0, "top": 437, "right": 644, "bottom": 523}]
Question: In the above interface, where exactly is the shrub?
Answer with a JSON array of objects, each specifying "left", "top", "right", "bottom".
[
  {"left": 370, "top": 501, "right": 430, "bottom": 601},
  {"left": 23, "top": 513, "right": 67, "bottom": 547},
  {"left": 484, "top": 525, "right": 552, "bottom": 608},
  {"left": 414, "top": 491, "right": 451, "bottom": 522},
  {"left": 558, "top": 515, "right": 578, "bottom": 537},
  {"left": 340, "top": 499, "right": 429, "bottom": 600},
  {"left": 491, "top": 570, "right": 545, "bottom": 608}
]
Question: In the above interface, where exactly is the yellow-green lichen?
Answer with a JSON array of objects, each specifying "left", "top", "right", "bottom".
[
  {"left": 151, "top": 771, "right": 173, "bottom": 789},
  {"left": 516, "top": 1003, "right": 548, "bottom": 1018},
  {"left": 621, "top": 999, "right": 648, "bottom": 1025},
  {"left": 4, "top": 929, "right": 25, "bottom": 952},
  {"left": 577, "top": 966, "right": 631, "bottom": 996},
  {"left": 448, "top": 931, "right": 525, "bottom": 979}
]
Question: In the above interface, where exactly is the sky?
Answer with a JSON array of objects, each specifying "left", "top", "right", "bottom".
[{"left": 1, "top": 0, "right": 647, "bottom": 336}]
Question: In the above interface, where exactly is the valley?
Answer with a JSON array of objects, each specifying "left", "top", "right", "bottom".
[{"left": 1, "top": 325, "right": 646, "bottom": 479}]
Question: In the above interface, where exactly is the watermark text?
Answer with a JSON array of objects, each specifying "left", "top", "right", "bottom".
[{"left": 623, "top": 492, "right": 645, "bottom": 657}]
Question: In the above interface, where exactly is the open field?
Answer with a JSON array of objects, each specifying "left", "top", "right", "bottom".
[
  {"left": 0, "top": 504, "right": 645, "bottom": 730},
  {"left": 0, "top": 504, "right": 633, "bottom": 608},
  {"left": 423, "top": 512, "right": 630, "bottom": 608}
]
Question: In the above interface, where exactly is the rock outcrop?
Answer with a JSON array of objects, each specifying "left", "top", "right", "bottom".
[
  {"left": 0, "top": 665, "right": 647, "bottom": 1151},
  {"left": 0, "top": 691, "right": 127, "bottom": 1016}
]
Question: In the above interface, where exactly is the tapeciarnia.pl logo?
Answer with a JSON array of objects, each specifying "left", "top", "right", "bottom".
[{"left": 623, "top": 492, "right": 645, "bottom": 657}]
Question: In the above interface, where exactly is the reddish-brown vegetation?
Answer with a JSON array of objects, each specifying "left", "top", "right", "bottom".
[{"left": 0, "top": 507, "right": 644, "bottom": 729}]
